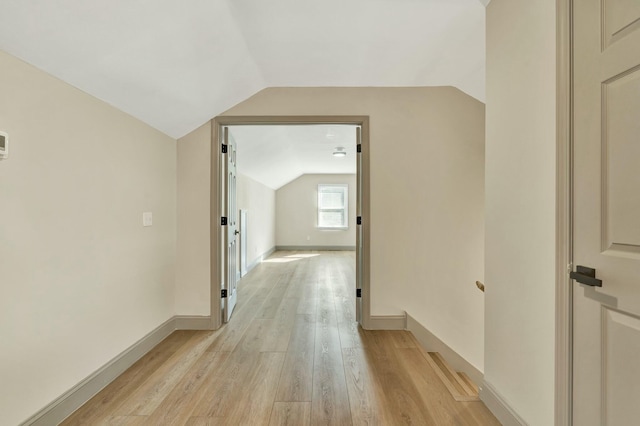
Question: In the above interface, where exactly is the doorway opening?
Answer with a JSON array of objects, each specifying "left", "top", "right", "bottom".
[{"left": 209, "top": 116, "right": 371, "bottom": 330}]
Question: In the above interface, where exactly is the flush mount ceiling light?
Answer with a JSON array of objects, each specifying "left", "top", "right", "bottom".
[{"left": 332, "top": 147, "right": 347, "bottom": 157}]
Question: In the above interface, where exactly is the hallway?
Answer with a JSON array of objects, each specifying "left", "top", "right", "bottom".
[{"left": 62, "top": 251, "right": 499, "bottom": 425}]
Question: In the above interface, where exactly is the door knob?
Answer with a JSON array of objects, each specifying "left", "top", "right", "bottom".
[
  {"left": 234, "top": 230, "right": 240, "bottom": 235},
  {"left": 570, "top": 265, "right": 602, "bottom": 287}
]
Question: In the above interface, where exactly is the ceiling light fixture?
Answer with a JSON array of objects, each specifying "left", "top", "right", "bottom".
[{"left": 332, "top": 147, "right": 347, "bottom": 157}]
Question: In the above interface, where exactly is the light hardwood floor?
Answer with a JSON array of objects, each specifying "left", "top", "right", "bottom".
[{"left": 61, "top": 251, "right": 499, "bottom": 425}]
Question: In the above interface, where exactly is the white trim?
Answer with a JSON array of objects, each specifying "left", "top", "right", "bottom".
[
  {"left": 364, "top": 314, "right": 406, "bottom": 330},
  {"left": 245, "top": 246, "right": 276, "bottom": 274},
  {"left": 479, "top": 380, "right": 528, "bottom": 426},
  {"left": 275, "top": 245, "right": 356, "bottom": 251},
  {"left": 20, "top": 315, "right": 212, "bottom": 426},
  {"left": 406, "top": 313, "right": 483, "bottom": 386}
]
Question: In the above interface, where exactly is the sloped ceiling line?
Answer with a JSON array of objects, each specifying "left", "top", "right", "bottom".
[{"left": 0, "top": 0, "right": 486, "bottom": 139}]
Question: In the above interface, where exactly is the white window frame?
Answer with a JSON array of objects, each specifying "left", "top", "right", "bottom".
[{"left": 317, "top": 184, "right": 349, "bottom": 230}]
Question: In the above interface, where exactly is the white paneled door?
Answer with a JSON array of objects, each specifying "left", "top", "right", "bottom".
[
  {"left": 572, "top": 1, "right": 640, "bottom": 424},
  {"left": 240, "top": 209, "right": 248, "bottom": 278},
  {"left": 223, "top": 128, "right": 239, "bottom": 322}
]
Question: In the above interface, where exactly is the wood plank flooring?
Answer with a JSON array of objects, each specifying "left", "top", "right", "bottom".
[{"left": 61, "top": 251, "right": 499, "bottom": 426}]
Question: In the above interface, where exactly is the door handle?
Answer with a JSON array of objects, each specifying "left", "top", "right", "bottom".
[
  {"left": 570, "top": 265, "right": 602, "bottom": 287},
  {"left": 234, "top": 230, "right": 240, "bottom": 235}
]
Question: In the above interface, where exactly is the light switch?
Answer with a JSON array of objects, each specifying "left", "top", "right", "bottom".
[
  {"left": 143, "top": 212, "right": 153, "bottom": 227},
  {"left": 0, "top": 131, "right": 8, "bottom": 159}
]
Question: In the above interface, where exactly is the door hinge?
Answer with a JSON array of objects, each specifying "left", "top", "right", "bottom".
[
  {"left": 221, "top": 144, "right": 228, "bottom": 154},
  {"left": 357, "top": 216, "right": 362, "bottom": 225},
  {"left": 221, "top": 216, "right": 228, "bottom": 226},
  {"left": 357, "top": 144, "right": 362, "bottom": 153},
  {"left": 221, "top": 289, "right": 227, "bottom": 298},
  {"left": 356, "top": 288, "right": 362, "bottom": 298}
]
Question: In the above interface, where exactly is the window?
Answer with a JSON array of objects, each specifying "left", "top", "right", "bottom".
[{"left": 317, "top": 184, "right": 348, "bottom": 229}]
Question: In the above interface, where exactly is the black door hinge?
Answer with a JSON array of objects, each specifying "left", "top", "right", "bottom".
[
  {"left": 357, "top": 216, "right": 362, "bottom": 225},
  {"left": 221, "top": 289, "right": 227, "bottom": 298},
  {"left": 356, "top": 288, "right": 362, "bottom": 298},
  {"left": 357, "top": 144, "right": 362, "bottom": 153},
  {"left": 221, "top": 216, "right": 228, "bottom": 226},
  {"left": 221, "top": 144, "right": 228, "bottom": 154}
]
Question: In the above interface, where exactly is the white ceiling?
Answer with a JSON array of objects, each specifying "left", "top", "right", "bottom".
[
  {"left": 229, "top": 125, "right": 357, "bottom": 190},
  {"left": 0, "top": 0, "right": 486, "bottom": 139}
]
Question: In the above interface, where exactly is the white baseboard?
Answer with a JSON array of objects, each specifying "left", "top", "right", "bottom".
[
  {"left": 365, "top": 314, "right": 407, "bottom": 330},
  {"left": 246, "top": 246, "right": 276, "bottom": 274},
  {"left": 479, "top": 380, "right": 528, "bottom": 426},
  {"left": 406, "top": 313, "right": 483, "bottom": 386},
  {"left": 275, "top": 245, "right": 356, "bottom": 251},
  {"left": 21, "top": 315, "right": 211, "bottom": 426}
]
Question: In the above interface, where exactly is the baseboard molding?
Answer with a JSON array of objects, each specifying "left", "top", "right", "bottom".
[
  {"left": 21, "top": 315, "right": 211, "bottom": 426},
  {"left": 365, "top": 314, "right": 407, "bottom": 330},
  {"left": 479, "top": 380, "right": 528, "bottom": 426},
  {"left": 275, "top": 245, "right": 356, "bottom": 251},
  {"left": 175, "top": 315, "right": 213, "bottom": 330},
  {"left": 246, "top": 246, "right": 276, "bottom": 274},
  {"left": 406, "top": 313, "right": 483, "bottom": 386}
]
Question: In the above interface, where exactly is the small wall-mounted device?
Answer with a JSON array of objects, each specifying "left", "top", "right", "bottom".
[{"left": 0, "top": 131, "right": 8, "bottom": 159}]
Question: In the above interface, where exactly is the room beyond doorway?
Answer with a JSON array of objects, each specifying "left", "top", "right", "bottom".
[
  {"left": 210, "top": 116, "right": 371, "bottom": 330},
  {"left": 230, "top": 124, "right": 357, "bottom": 252}
]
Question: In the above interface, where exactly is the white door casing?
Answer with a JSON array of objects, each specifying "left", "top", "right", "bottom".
[{"left": 572, "top": 1, "right": 640, "bottom": 424}]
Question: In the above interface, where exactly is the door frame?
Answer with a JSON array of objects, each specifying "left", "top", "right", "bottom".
[
  {"left": 556, "top": 0, "right": 573, "bottom": 424},
  {"left": 208, "top": 115, "right": 371, "bottom": 330}
]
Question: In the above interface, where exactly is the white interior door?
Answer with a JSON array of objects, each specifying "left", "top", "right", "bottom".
[
  {"left": 240, "top": 209, "right": 248, "bottom": 278},
  {"left": 572, "top": 1, "right": 640, "bottom": 424},
  {"left": 223, "top": 128, "right": 238, "bottom": 322}
]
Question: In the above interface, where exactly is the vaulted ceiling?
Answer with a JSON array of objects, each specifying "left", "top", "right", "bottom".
[
  {"left": 230, "top": 125, "right": 358, "bottom": 189},
  {"left": 0, "top": 0, "right": 487, "bottom": 139}
]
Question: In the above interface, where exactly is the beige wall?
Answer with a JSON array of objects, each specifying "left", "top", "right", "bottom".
[
  {"left": 222, "top": 87, "right": 486, "bottom": 371},
  {"left": 176, "top": 124, "right": 276, "bottom": 314},
  {"left": 176, "top": 121, "right": 211, "bottom": 315},
  {"left": 237, "top": 172, "right": 276, "bottom": 267},
  {"left": 0, "top": 51, "right": 177, "bottom": 425},
  {"left": 276, "top": 174, "right": 356, "bottom": 248},
  {"left": 485, "top": 1, "right": 556, "bottom": 424}
]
